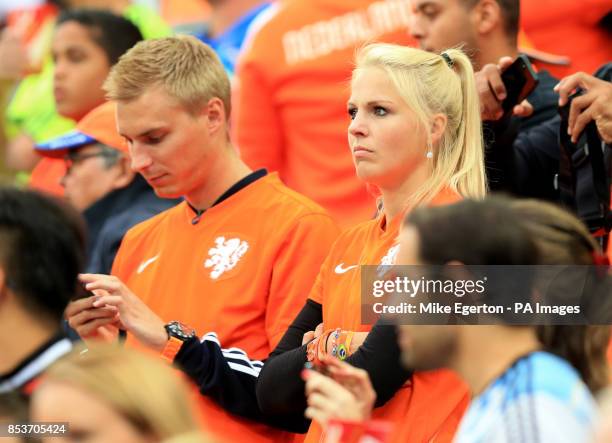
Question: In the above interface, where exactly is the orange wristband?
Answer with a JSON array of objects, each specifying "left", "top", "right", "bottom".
[{"left": 160, "top": 336, "right": 183, "bottom": 363}]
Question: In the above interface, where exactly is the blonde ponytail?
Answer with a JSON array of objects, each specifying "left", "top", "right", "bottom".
[{"left": 354, "top": 44, "right": 487, "bottom": 209}]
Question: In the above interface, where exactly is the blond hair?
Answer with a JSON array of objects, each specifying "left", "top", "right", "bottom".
[
  {"left": 38, "top": 344, "right": 208, "bottom": 441},
  {"left": 104, "top": 35, "right": 231, "bottom": 118},
  {"left": 354, "top": 44, "right": 486, "bottom": 208}
]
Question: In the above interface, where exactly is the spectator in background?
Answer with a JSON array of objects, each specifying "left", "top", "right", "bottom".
[
  {"left": 476, "top": 60, "right": 611, "bottom": 246},
  {"left": 512, "top": 199, "right": 610, "bottom": 397},
  {"left": 520, "top": 0, "right": 611, "bottom": 78},
  {"left": 65, "top": 35, "right": 338, "bottom": 443},
  {"left": 25, "top": 8, "right": 159, "bottom": 196},
  {"left": 195, "top": 0, "right": 272, "bottom": 77},
  {"left": 0, "top": 187, "right": 85, "bottom": 397},
  {"left": 398, "top": 200, "right": 599, "bottom": 443},
  {"left": 409, "top": 0, "right": 558, "bottom": 131},
  {"left": 35, "top": 101, "right": 180, "bottom": 274},
  {"left": 304, "top": 197, "right": 608, "bottom": 442},
  {"left": 0, "top": 0, "right": 170, "bottom": 194},
  {"left": 30, "top": 344, "right": 211, "bottom": 443},
  {"left": 234, "top": 0, "right": 416, "bottom": 228}
]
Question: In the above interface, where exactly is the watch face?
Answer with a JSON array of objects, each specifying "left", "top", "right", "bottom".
[{"left": 167, "top": 321, "right": 196, "bottom": 340}]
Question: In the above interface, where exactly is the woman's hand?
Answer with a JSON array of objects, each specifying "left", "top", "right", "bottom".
[
  {"left": 302, "top": 322, "right": 324, "bottom": 344},
  {"left": 303, "top": 357, "right": 376, "bottom": 428}
]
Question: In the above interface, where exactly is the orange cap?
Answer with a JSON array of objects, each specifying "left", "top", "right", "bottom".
[
  {"left": 36, "top": 101, "right": 128, "bottom": 157},
  {"left": 77, "top": 101, "right": 129, "bottom": 154}
]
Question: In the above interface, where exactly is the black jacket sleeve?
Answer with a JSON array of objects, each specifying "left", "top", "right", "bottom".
[
  {"left": 343, "top": 321, "right": 412, "bottom": 408},
  {"left": 173, "top": 331, "right": 309, "bottom": 433},
  {"left": 485, "top": 63, "right": 612, "bottom": 202},
  {"left": 257, "top": 302, "right": 412, "bottom": 414},
  {"left": 485, "top": 116, "right": 561, "bottom": 201},
  {"left": 256, "top": 299, "right": 322, "bottom": 416},
  {"left": 484, "top": 68, "right": 561, "bottom": 201}
]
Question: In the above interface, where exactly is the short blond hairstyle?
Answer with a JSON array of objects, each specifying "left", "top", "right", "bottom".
[
  {"left": 37, "top": 344, "right": 207, "bottom": 441},
  {"left": 104, "top": 35, "right": 231, "bottom": 118},
  {"left": 354, "top": 44, "right": 486, "bottom": 208}
]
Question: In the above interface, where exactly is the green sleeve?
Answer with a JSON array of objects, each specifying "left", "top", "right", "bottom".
[
  {"left": 5, "top": 60, "right": 75, "bottom": 143},
  {"left": 123, "top": 4, "right": 173, "bottom": 39}
]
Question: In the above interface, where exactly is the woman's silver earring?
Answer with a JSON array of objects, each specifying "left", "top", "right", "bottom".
[{"left": 426, "top": 151, "right": 433, "bottom": 159}]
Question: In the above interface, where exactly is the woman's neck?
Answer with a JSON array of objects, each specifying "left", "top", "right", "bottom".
[{"left": 379, "top": 162, "right": 431, "bottom": 222}]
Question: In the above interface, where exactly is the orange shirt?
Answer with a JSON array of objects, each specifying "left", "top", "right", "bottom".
[
  {"left": 28, "top": 157, "right": 65, "bottom": 197},
  {"left": 307, "top": 189, "right": 469, "bottom": 442},
  {"left": 112, "top": 172, "right": 339, "bottom": 443},
  {"left": 234, "top": 0, "right": 417, "bottom": 229},
  {"left": 520, "top": 0, "right": 612, "bottom": 78}
]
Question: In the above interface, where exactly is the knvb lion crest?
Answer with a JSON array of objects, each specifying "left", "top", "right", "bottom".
[
  {"left": 377, "top": 244, "right": 400, "bottom": 277},
  {"left": 205, "top": 236, "right": 250, "bottom": 279}
]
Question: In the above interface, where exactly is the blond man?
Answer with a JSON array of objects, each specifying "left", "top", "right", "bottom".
[{"left": 66, "top": 36, "right": 338, "bottom": 443}]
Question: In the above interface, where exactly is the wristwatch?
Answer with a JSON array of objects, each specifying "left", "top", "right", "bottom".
[{"left": 161, "top": 321, "right": 196, "bottom": 363}]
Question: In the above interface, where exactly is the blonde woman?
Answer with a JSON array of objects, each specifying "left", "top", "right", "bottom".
[
  {"left": 255, "top": 43, "right": 486, "bottom": 442},
  {"left": 30, "top": 344, "right": 211, "bottom": 443}
]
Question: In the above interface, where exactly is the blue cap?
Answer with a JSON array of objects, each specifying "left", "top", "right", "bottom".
[{"left": 35, "top": 130, "right": 97, "bottom": 158}]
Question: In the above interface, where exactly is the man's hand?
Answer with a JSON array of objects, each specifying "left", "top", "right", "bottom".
[
  {"left": 79, "top": 274, "right": 168, "bottom": 352},
  {"left": 555, "top": 72, "right": 612, "bottom": 144},
  {"left": 65, "top": 295, "right": 121, "bottom": 341},
  {"left": 476, "top": 56, "right": 533, "bottom": 121}
]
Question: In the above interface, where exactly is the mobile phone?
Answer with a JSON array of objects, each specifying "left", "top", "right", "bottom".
[
  {"left": 500, "top": 54, "right": 539, "bottom": 115},
  {"left": 72, "top": 283, "right": 94, "bottom": 301}
]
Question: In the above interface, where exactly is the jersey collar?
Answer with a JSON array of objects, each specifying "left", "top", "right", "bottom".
[
  {"left": 0, "top": 333, "right": 72, "bottom": 394},
  {"left": 186, "top": 169, "right": 267, "bottom": 223}
]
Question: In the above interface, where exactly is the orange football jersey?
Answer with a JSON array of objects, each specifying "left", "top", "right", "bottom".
[
  {"left": 112, "top": 172, "right": 339, "bottom": 443},
  {"left": 306, "top": 189, "right": 470, "bottom": 442},
  {"left": 234, "top": 0, "right": 417, "bottom": 228}
]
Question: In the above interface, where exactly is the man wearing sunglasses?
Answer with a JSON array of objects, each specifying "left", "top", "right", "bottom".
[{"left": 36, "top": 101, "right": 179, "bottom": 274}]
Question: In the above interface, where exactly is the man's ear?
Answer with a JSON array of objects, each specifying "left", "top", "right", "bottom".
[
  {"left": 430, "top": 113, "right": 448, "bottom": 147},
  {"left": 471, "top": 0, "right": 500, "bottom": 35},
  {"left": 205, "top": 98, "right": 227, "bottom": 136},
  {"left": 111, "top": 155, "right": 136, "bottom": 190},
  {"left": 0, "top": 266, "right": 7, "bottom": 305}
]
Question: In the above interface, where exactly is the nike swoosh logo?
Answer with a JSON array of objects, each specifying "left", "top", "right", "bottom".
[
  {"left": 137, "top": 254, "right": 159, "bottom": 274},
  {"left": 335, "top": 263, "right": 358, "bottom": 274}
]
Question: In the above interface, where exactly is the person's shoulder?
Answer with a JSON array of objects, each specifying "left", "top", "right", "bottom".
[
  {"left": 511, "top": 352, "right": 596, "bottom": 418},
  {"left": 329, "top": 216, "right": 382, "bottom": 251},
  {"left": 528, "top": 352, "right": 591, "bottom": 396},
  {"left": 526, "top": 353, "right": 597, "bottom": 439},
  {"left": 121, "top": 201, "right": 186, "bottom": 244},
  {"left": 258, "top": 173, "right": 335, "bottom": 220},
  {"left": 534, "top": 69, "right": 560, "bottom": 95},
  {"left": 242, "top": 0, "right": 373, "bottom": 50},
  {"left": 431, "top": 188, "right": 462, "bottom": 206},
  {"left": 594, "top": 62, "right": 612, "bottom": 81},
  {"left": 471, "top": 352, "right": 596, "bottom": 441}
]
